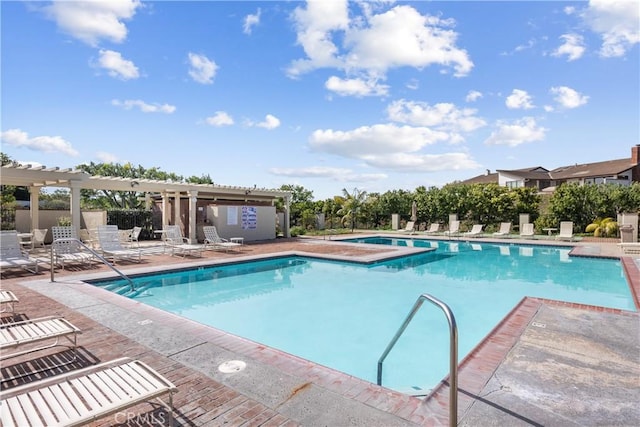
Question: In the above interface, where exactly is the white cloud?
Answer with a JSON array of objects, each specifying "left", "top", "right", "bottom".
[
  {"left": 94, "top": 49, "right": 139, "bottom": 80},
  {"left": 269, "top": 166, "right": 387, "bottom": 183},
  {"left": 96, "top": 151, "right": 119, "bottom": 163},
  {"left": 206, "top": 111, "right": 234, "bottom": 127},
  {"left": 550, "top": 86, "right": 589, "bottom": 109},
  {"left": 310, "top": 123, "right": 448, "bottom": 157},
  {"left": 188, "top": 52, "right": 218, "bottom": 84},
  {"left": 484, "top": 117, "right": 547, "bottom": 147},
  {"left": 1, "top": 128, "right": 79, "bottom": 156},
  {"left": 387, "top": 99, "right": 486, "bottom": 143},
  {"left": 552, "top": 34, "right": 586, "bottom": 61},
  {"left": 243, "top": 8, "right": 261, "bottom": 35},
  {"left": 111, "top": 99, "right": 176, "bottom": 113},
  {"left": 362, "top": 152, "right": 481, "bottom": 172},
  {"left": 564, "top": 6, "right": 577, "bottom": 15},
  {"left": 42, "top": 0, "right": 142, "bottom": 47},
  {"left": 325, "top": 76, "right": 389, "bottom": 97},
  {"left": 465, "top": 90, "right": 483, "bottom": 102},
  {"left": 249, "top": 114, "right": 281, "bottom": 130},
  {"left": 288, "top": 2, "right": 473, "bottom": 85},
  {"left": 582, "top": 0, "right": 640, "bottom": 57},
  {"left": 505, "top": 89, "right": 534, "bottom": 110}
]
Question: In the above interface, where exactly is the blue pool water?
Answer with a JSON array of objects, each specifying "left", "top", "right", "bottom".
[{"left": 90, "top": 240, "right": 633, "bottom": 393}]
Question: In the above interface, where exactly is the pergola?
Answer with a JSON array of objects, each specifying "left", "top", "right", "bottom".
[{"left": 1, "top": 164, "right": 291, "bottom": 241}]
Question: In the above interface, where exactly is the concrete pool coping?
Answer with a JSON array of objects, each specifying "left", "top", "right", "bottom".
[{"left": 2, "top": 236, "right": 639, "bottom": 426}]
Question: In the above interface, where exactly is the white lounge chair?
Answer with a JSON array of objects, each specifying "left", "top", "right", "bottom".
[
  {"left": 424, "top": 223, "right": 440, "bottom": 234},
  {"left": 96, "top": 226, "right": 142, "bottom": 264},
  {"left": 0, "top": 316, "right": 81, "bottom": 361},
  {"left": 556, "top": 221, "right": 575, "bottom": 241},
  {"left": 0, "top": 231, "right": 39, "bottom": 275},
  {"left": 0, "top": 290, "right": 19, "bottom": 315},
  {"left": 0, "top": 357, "right": 178, "bottom": 427},
  {"left": 164, "top": 225, "right": 204, "bottom": 257},
  {"left": 618, "top": 243, "right": 640, "bottom": 254},
  {"left": 493, "top": 222, "right": 512, "bottom": 237},
  {"left": 203, "top": 226, "right": 242, "bottom": 252},
  {"left": 51, "top": 226, "right": 96, "bottom": 269},
  {"left": 462, "top": 224, "right": 484, "bottom": 237},
  {"left": 401, "top": 221, "right": 416, "bottom": 234},
  {"left": 443, "top": 220, "right": 460, "bottom": 238},
  {"left": 520, "top": 223, "right": 535, "bottom": 238}
]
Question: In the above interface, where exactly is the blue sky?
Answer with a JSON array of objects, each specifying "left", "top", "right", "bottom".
[{"left": 1, "top": 0, "right": 638, "bottom": 200}]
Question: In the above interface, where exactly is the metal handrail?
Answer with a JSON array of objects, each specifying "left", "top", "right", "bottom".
[
  {"left": 50, "top": 237, "right": 135, "bottom": 291},
  {"left": 377, "top": 293, "right": 458, "bottom": 427}
]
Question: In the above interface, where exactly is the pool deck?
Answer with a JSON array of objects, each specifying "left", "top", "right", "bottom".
[{"left": 1, "top": 234, "right": 638, "bottom": 426}]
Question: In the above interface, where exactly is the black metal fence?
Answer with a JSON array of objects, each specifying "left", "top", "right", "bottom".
[{"left": 106, "top": 209, "right": 155, "bottom": 240}]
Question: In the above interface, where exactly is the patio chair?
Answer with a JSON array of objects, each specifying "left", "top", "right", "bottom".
[
  {"left": 203, "top": 226, "right": 242, "bottom": 252},
  {"left": 51, "top": 226, "right": 96, "bottom": 269},
  {"left": 0, "top": 357, "right": 178, "bottom": 427},
  {"left": 0, "top": 315, "right": 81, "bottom": 361},
  {"left": 164, "top": 225, "right": 204, "bottom": 257},
  {"left": 556, "top": 221, "right": 575, "bottom": 241},
  {"left": 462, "top": 224, "right": 484, "bottom": 238},
  {"left": 424, "top": 223, "right": 440, "bottom": 234},
  {"left": 127, "top": 226, "right": 142, "bottom": 247},
  {"left": 31, "top": 228, "right": 48, "bottom": 252},
  {"left": 443, "top": 220, "right": 460, "bottom": 238},
  {"left": 96, "top": 226, "right": 142, "bottom": 264},
  {"left": 0, "top": 230, "right": 39, "bottom": 275},
  {"left": 492, "top": 222, "right": 512, "bottom": 237},
  {"left": 520, "top": 223, "right": 535, "bottom": 238},
  {"left": 0, "top": 290, "right": 19, "bottom": 315}
]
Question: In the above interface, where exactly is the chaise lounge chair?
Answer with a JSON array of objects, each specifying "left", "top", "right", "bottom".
[
  {"left": 203, "top": 226, "right": 242, "bottom": 252},
  {"left": 556, "top": 221, "right": 575, "bottom": 241},
  {"left": 443, "top": 220, "right": 460, "bottom": 238},
  {"left": 519, "top": 223, "right": 535, "bottom": 238},
  {"left": 164, "top": 225, "right": 204, "bottom": 257},
  {"left": 51, "top": 226, "right": 96, "bottom": 269},
  {"left": 462, "top": 224, "right": 484, "bottom": 238},
  {"left": 0, "top": 290, "right": 19, "bottom": 315},
  {"left": 424, "top": 223, "right": 440, "bottom": 234},
  {"left": 0, "top": 231, "right": 39, "bottom": 275},
  {"left": 618, "top": 243, "right": 640, "bottom": 254},
  {"left": 0, "top": 316, "right": 81, "bottom": 362},
  {"left": 96, "top": 226, "right": 142, "bottom": 264},
  {"left": 493, "top": 222, "right": 512, "bottom": 237},
  {"left": 401, "top": 221, "right": 416, "bottom": 234},
  {"left": 0, "top": 357, "right": 178, "bottom": 427}
]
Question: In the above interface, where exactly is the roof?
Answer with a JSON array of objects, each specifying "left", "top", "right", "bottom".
[
  {"left": 460, "top": 172, "right": 499, "bottom": 184},
  {"left": 496, "top": 167, "right": 551, "bottom": 180},
  {"left": 549, "top": 158, "right": 634, "bottom": 180},
  {"left": 0, "top": 164, "right": 291, "bottom": 202}
]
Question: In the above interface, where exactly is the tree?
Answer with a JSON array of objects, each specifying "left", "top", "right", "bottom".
[
  {"left": 337, "top": 187, "right": 367, "bottom": 231},
  {"left": 278, "top": 184, "right": 315, "bottom": 227}
]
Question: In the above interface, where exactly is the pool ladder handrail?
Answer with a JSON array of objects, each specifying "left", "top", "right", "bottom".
[
  {"left": 50, "top": 237, "right": 135, "bottom": 291},
  {"left": 377, "top": 293, "right": 458, "bottom": 427}
]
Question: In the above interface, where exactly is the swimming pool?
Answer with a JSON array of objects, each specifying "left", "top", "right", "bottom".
[{"left": 90, "top": 241, "right": 633, "bottom": 393}]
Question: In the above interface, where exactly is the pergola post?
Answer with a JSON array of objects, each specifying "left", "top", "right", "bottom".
[
  {"left": 69, "top": 183, "right": 82, "bottom": 238},
  {"left": 188, "top": 191, "right": 198, "bottom": 243},
  {"left": 162, "top": 192, "right": 170, "bottom": 227},
  {"left": 174, "top": 191, "right": 181, "bottom": 232},
  {"left": 284, "top": 195, "right": 291, "bottom": 238},
  {"left": 29, "top": 186, "right": 40, "bottom": 231}
]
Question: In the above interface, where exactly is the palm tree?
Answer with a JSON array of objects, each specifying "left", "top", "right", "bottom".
[
  {"left": 585, "top": 217, "right": 618, "bottom": 237},
  {"left": 337, "top": 188, "right": 367, "bottom": 231}
]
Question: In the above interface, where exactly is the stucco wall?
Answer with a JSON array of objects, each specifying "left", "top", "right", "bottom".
[{"left": 207, "top": 205, "right": 276, "bottom": 242}]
